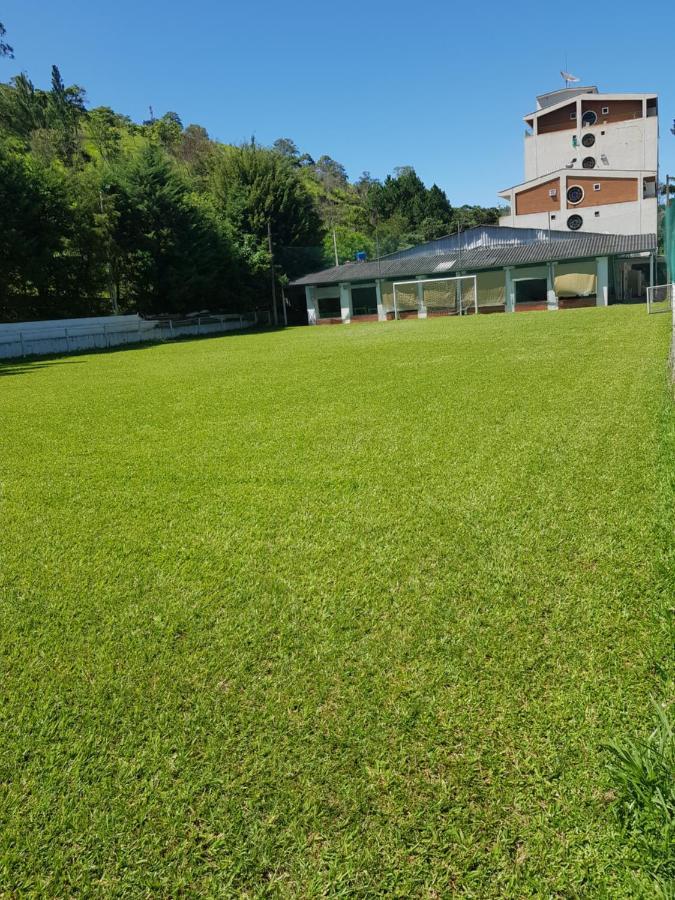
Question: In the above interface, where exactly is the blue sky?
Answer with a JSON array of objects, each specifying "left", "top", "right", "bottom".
[{"left": 2, "top": 0, "right": 673, "bottom": 207}]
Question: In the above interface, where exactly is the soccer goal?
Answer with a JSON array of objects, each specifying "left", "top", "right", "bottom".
[
  {"left": 646, "top": 283, "right": 673, "bottom": 315},
  {"left": 391, "top": 275, "right": 478, "bottom": 320}
]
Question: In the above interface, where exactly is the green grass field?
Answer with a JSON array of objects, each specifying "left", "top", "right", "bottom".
[{"left": 1, "top": 306, "right": 672, "bottom": 896}]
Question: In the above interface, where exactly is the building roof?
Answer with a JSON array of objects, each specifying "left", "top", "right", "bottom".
[
  {"left": 536, "top": 86, "right": 598, "bottom": 110},
  {"left": 290, "top": 231, "right": 656, "bottom": 287},
  {"left": 379, "top": 224, "right": 590, "bottom": 260},
  {"left": 525, "top": 90, "right": 657, "bottom": 121}
]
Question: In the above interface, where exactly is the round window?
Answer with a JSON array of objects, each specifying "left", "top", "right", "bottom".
[
  {"left": 567, "top": 185, "right": 584, "bottom": 205},
  {"left": 582, "top": 157, "right": 596, "bottom": 169},
  {"left": 582, "top": 110, "right": 597, "bottom": 126},
  {"left": 582, "top": 133, "right": 595, "bottom": 148},
  {"left": 567, "top": 214, "right": 583, "bottom": 231}
]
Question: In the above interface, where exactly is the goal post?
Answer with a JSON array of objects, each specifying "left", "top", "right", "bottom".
[
  {"left": 646, "top": 283, "right": 673, "bottom": 315},
  {"left": 391, "top": 275, "right": 478, "bottom": 320}
]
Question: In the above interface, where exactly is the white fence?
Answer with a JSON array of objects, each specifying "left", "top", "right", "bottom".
[{"left": 0, "top": 312, "right": 262, "bottom": 360}]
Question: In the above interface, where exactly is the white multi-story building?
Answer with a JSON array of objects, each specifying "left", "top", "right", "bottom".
[{"left": 498, "top": 86, "right": 658, "bottom": 235}]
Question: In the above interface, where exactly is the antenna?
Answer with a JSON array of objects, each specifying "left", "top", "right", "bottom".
[{"left": 560, "top": 70, "right": 580, "bottom": 89}]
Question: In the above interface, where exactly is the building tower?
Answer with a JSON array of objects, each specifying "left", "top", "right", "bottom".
[{"left": 498, "top": 86, "right": 658, "bottom": 235}]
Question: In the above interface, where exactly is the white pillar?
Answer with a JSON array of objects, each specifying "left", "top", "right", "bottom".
[
  {"left": 305, "top": 285, "right": 319, "bottom": 325},
  {"left": 546, "top": 262, "right": 558, "bottom": 310},
  {"left": 339, "top": 282, "right": 352, "bottom": 324},
  {"left": 504, "top": 267, "right": 515, "bottom": 313},
  {"left": 596, "top": 256, "right": 609, "bottom": 307},
  {"left": 416, "top": 275, "right": 427, "bottom": 318},
  {"left": 375, "top": 279, "right": 386, "bottom": 321}
]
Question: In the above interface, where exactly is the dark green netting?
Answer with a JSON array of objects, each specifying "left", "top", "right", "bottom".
[{"left": 665, "top": 201, "right": 675, "bottom": 283}]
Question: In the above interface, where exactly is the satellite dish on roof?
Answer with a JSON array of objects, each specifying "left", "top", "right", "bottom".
[{"left": 561, "top": 70, "right": 580, "bottom": 87}]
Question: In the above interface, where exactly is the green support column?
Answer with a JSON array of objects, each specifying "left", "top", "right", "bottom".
[
  {"left": 339, "top": 282, "right": 353, "bottom": 324},
  {"left": 596, "top": 257, "right": 609, "bottom": 307},
  {"left": 416, "top": 276, "right": 427, "bottom": 318},
  {"left": 546, "top": 262, "right": 558, "bottom": 311},
  {"left": 375, "top": 279, "right": 386, "bottom": 321},
  {"left": 305, "top": 286, "right": 319, "bottom": 325},
  {"left": 504, "top": 267, "right": 516, "bottom": 313}
]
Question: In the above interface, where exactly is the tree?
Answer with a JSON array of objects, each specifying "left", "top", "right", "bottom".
[
  {"left": 87, "top": 106, "right": 124, "bottom": 162},
  {"left": 313, "top": 154, "right": 348, "bottom": 190},
  {"left": 211, "top": 142, "right": 322, "bottom": 281},
  {"left": 151, "top": 111, "right": 183, "bottom": 150},
  {"left": 46, "top": 65, "right": 87, "bottom": 164},
  {"left": 272, "top": 137, "right": 299, "bottom": 160},
  {"left": 322, "top": 225, "right": 374, "bottom": 267},
  {"left": 0, "top": 22, "right": 13, "bottom": 58},
  {"left": 110, "top": 144, "right": 235, "bottom": 314},
  {"left": 0, "top": 57, "right": 504, "bottom": 320},
  {"left": 454, "top": 204, "right": 503, "bottom": 229},
  {"left": 354, "top": 171, "right": 377, "bottom": 198},
  {"left": 0, "top": 139, "right": 103, "bottom": 320},
  {"left": 366, "top": 166, "right": 456, "bottom": 247},
  {"left": 175, "top": 124, "right": 214, "bottom": 176},
  {"left": 0, "top": 74, "right": 48, "bottom": 138}
]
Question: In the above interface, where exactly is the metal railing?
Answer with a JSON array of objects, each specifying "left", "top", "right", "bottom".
[{"left": 646, "top": 284, "right": 673, "bottom": 315}]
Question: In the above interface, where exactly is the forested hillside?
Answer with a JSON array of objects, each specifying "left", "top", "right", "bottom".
[{"left": 0, "top": 54, "right": 504, "bottom": 321}]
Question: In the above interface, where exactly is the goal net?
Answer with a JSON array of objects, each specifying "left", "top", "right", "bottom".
[
  {"left": 646, "top": 283, "right": 673, "bottom": 315},
  {"left": 390, "top": 275, "right": 478, "bottom": 319}
]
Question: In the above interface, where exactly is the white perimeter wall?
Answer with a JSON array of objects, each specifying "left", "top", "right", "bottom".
[{"left": 0, "top": 313, "right": 256, "bottom": 359}]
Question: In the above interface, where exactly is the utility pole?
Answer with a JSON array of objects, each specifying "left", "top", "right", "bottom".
[
  {"left": 99, "top": 189, "right": 119, "bottom": 315},
  {"left": 371, "top": 209, "right": 381, "bottom": 278},
  {"left": 330, "top": 197, "right": 339, "bottom": 266},
  {"left": 332, "top": 226, "right": 339, "bottom": 266},
  {"left": 281, "top": 287, "right": 288, "bottom": 326},
  {"left": 268, "top": 219, "right": 278, "bottom": 326}
]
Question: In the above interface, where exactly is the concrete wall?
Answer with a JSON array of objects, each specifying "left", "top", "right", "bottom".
[
  {"left": 524, "top": 116, "right": 658, "bottom": 181},
  {"left": 0, "top": 313, "right": 256, "bottom": 360},
  {"left": 500, "top": 196, "right": 658, "bottom": 236}
]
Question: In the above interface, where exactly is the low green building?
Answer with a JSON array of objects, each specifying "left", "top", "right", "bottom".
[{"left": 290, "top": 226, "right": 657, "bottom": 324}]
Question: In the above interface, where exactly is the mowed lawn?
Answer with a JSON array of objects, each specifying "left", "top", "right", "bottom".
[{"left": 0, "top": 306, "right": 672, "bottom": 896}]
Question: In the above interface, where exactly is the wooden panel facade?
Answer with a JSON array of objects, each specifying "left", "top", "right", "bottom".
[
  {"left": 566, "top": 176, "right": 638, "bottom": 208},
  {"left": 580, "top": 99, "right": 643, "bottom": 125},
  {"left": 515, "top": 178, "right": 561, "bottom": 215},
  {"left": 537, "top": 103, "right": 577, "bottom": 134}
]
